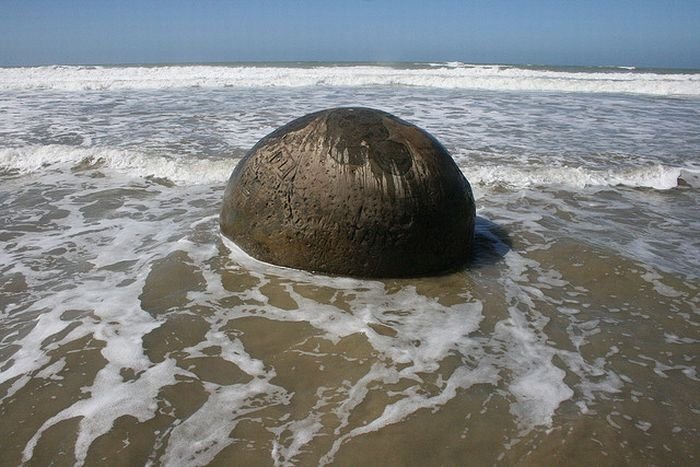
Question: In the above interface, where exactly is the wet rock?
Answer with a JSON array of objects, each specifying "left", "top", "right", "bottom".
[{"left": 220, "top": 107, "right": 475, "bottom": 277}]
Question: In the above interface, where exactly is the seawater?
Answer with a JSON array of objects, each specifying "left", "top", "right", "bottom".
[{"left": 1, "top": 62, "right": 699, "bottom": 465}]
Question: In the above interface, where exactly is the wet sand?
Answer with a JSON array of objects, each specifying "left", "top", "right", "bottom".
[{"left": 1, "top": 174, "right": 698, "bottom": 466}]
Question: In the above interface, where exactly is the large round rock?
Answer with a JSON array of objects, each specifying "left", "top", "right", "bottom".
[{"left": 220, "top": 107, "right": 475, "bottom": 277}]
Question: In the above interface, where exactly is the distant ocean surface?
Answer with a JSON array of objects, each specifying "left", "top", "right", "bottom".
[{"left": 1, "top": 62, "right": 698, "bottom": 465}]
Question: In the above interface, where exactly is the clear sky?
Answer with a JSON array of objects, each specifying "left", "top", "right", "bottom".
[{"left": 1, "top": 0, "right": 699, "bottom": 68}]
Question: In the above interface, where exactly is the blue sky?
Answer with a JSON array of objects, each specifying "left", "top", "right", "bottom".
[{"left": 1, "top": 0, "right": 699, "bottom": 68}]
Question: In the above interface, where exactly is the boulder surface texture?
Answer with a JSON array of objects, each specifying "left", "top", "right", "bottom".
[{"left": 220, "top": 107, "right": 475, "bottom": 277}]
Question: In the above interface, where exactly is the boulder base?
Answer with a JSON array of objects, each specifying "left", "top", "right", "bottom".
[{"left": 220, "top": 107, "right": 475, "bottom": 277}]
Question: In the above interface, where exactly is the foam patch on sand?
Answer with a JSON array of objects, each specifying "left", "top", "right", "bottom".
[
  {"left": 3, "top": 155, "right": 696, "bottom": 465},
  {"left": 1, "top": 166, "right": 589, "bottom": 465}
]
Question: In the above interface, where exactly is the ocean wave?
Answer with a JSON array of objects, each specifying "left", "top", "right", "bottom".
[
  {"left": 0, "top": 145, "right": 236, "bottom": 185},
  {"left": 2, "top": 145, "right": 697, "bottom": 190},
  {"left": 467, "top": 164, "right": 699, "bottom": 190},
  {"left": 1, "top": 64, "right": 699, "bottom": 95}
]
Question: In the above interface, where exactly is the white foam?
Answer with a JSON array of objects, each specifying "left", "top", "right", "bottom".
[
  {"left": 466, "top": 163, "right": 694, "bottom": 190},
  {"left": 23, "top": 359, "right": 182, "bottom": 465},
  {"left": 0, "top": 145, "right": 235, "bottom": 185},
  {"left": 320, "top": 363, "right": 498, "bottom": 465},
  {"left": 161, "top": 379, "right": 289, "bottom": 466},
  {"left": 508, "top": 365, "right": 573, "bottom": 428},
  {"left": 1, "top": 64, "right": 699, "bottom": 96},
  {"left": 3, "top": 145, "right": 695, "bottom": 191}
]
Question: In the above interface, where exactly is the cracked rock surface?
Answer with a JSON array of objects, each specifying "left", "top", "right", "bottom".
[{"left": 220, "top": 107, "right": 475, "bottom": 277}]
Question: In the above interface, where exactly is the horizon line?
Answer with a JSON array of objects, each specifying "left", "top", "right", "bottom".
[{"left": 2, "top": 59, "right": 700, "bottom": 72}]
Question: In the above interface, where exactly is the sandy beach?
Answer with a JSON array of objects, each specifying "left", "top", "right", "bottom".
[{"left": 1, "top": 63, "right": 699, "bottom": 465}]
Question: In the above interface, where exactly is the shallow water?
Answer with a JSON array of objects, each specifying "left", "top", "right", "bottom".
[{"left": 1, "top": 63, "right": 699, "bottom": 465}]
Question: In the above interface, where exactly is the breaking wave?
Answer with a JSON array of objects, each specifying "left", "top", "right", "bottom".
[
  {"left": 467, "top": 163, "right": 700, "bottom": 190},
  {"left": 1, "top": 63, "right": 699, "bottom": 96},
  {"left": 0, "top": 145, "right": 236, "bottom": 185},
  {"left": 2, "top": 145, "right": 698, "bottom": 190}
]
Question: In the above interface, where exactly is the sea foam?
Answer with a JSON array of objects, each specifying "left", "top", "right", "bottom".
[
  {"left": 467, "top": 163, "right": 699, "bottom": 190},
  {"left": 2, "top": 145, "right": 697, "bottom": 191},
  {"left": 1, "top": 64, "right": 699, "bottom": 96},
  {"left": 0, "top": 145, "right": 235, "bottom": 185},
  {"left": 0, "top": 145, "right": 700, "bottom": 190}
]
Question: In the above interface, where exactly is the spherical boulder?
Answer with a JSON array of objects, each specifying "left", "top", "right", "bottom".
[{"left": 220, "top": 107, "right": 475, "bottom": 277}]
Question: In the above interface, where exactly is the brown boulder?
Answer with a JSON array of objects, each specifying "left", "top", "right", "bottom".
[{"left": 220, "top": 107, "right": 475, "bottom": 277}]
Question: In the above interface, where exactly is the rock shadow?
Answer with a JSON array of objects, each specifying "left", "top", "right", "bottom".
[{"left": 468, "top": 216, "right": 513, "bottom": 268}]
